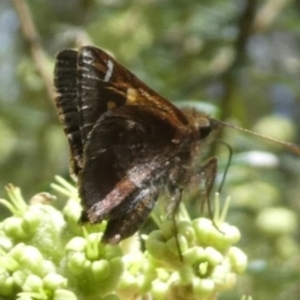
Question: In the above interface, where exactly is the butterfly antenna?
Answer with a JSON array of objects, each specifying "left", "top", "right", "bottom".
[
  {"left": 214, "top": 119, "right": 300, "bottom": 156},
  {"left": 215, "top": 140, "right": 233, "bottom": 194}
]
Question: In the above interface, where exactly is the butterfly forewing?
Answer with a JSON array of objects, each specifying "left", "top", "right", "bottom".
[
  {"left": 77, "top": 46, "right": 189, "bottom": 143},
  {"left": 54, "top": 49, "right": 83, "bottom": 175}
]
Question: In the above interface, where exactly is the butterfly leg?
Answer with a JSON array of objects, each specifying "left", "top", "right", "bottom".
[
  {"left": 198, "top": 157, "right": 225, "bottom": 234},
  {"left": 171, "top": 187, "right": 184, "bottom": 260},
  {"left": 198, "top": 157, "right": 217, "bottom": 214}
]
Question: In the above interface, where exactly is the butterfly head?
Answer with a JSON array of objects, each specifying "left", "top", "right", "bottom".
[{"left": 183, "top": 109, "right": 221, "bottom": 144}]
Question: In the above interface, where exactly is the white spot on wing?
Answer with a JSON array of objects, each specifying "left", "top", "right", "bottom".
[{"left": 104, "top": 60, "right": 114, "bottom": 82}]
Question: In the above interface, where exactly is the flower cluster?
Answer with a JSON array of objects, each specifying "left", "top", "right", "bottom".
[{"left": 0, "top": 177, "right": 247, "bottom": 300}]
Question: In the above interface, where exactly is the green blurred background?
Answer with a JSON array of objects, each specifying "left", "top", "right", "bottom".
[{"left": 1, "top": 0, "right": 300, "bottom": 299}]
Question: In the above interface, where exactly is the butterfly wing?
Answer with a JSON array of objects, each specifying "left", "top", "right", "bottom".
[
  {"left": 54, "top": 45, "right": 194, "bottom": 243},
  {"left": 76, "top": 46, "right": 190, "bottom": 144},
  {"left": 54, "top": 46, "right": 190, "bottom": 174},
  {"left": 54, "top": 50, "right": 83, "bottom": 175},
  {"left": 79, "top": 103, "right": 188, "bottom": 243}
]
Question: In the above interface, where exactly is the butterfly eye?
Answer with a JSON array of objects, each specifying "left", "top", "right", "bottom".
[{"left": 199, "top": 124, "right": 212, "bottom": 139}]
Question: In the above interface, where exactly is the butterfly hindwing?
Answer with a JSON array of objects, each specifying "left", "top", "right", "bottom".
[
  {"left": 102, "top": 185, "right": 159, "bottom": 243},
  {"left": 79, "top": 104, "right": 180, "bottom": 221}
]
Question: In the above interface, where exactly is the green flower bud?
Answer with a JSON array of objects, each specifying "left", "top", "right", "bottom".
[
  {"left": 138, "top": 259, "right": 157, "bottom": 293},
  {"left": 183, "top": 246, "right": 206, "bottom": 265},
  {"left": 228, "top": 246, "right": 248, "bottom": 274},
  {"left": 151, "top": 278, "right": 168, "bottom": 300},
  {"left": 193, "top": 277, "right": 215, "bottom": 297},
  {"left": 210, "top": 223, "right": 241, "bottom": 251},
  {"left": 178, "top": 264, "right": 195, "bottom": 285},
  {"left": 65, "top": 237, "right": 87, "bottom": 253},
  {"left": 204, "top": 247, "right": 223, "bottom": 266},
  {"left": 12, "top": 270, "right": 27, "bottom": 287},
  {"left": 19, "top": 245, "right": 44, "bottom": 273},
  {"left": 9, "top": 243, "right": 26, "bottom": 261},
  {"left": 53, "top": 289, "right": 78, "bottom": 300},
  {"left": 62, "top": 199, "right": 83, "bottom": 236},
  {"left": 85, "top": 233, "right": 102, "bottom": 260},
  {"left": 22, "top": 274, "right": 43, "bottom": 293},
  {"left": 193, "top": 218, "right": 213, "bottom": 245},
  {"left": 16, "top": 292, "right": 40, "bottom": 300},
  {"left": 211, "top": 263, "right": 229, "bottom": 283},
  {"left": 21, "top": 209, "right": 42, "bottom": 234},
  {"left": 146, "top": 232, "right": 170, "bottom": 257},
  {"left": 0, "top": 270, "right": 14, "bottom": 296},
  {"left": 166, "top": 234, "right": 188, "bottom": 256},
  {"left": 43, "top": 273, "right": 67, "bottom": 291},
  {"left": 121, "top": 251, "right": 143, "bottom": 274},
  {"left": 160, "top": 220, "right": 175, "bottom": 239},
  {"left": 146, "top": 231, "right": 180, "bottom": 267},
  {"left": 117, "top": 270, "right": 140, "bottom": 300},
  {"left": 63, "top": 232, "right": 123, "bottom": 298},
  {"left": 177, "top": 221, "right": 196, "bottom": 245},
  {"left": 0, "top": 253, "right": 19, "bottom": 272},
  {"left": 91, "top": 259, "right": 110, "bottom": 280},
  {"left": 211, "top": 264, "right": 236, "bottom": 290},
  {"left": 67, "top": 252, "right": 86, "bottom": 275},
  {"left": 2, "top": 184, "right": 66, "bottom": 262},
  {"left": 119, "top": 234, "right": 141, "bottom": 255},
  {"left": 11, "top": 244, "right": 55, "bottom": 279},
  {"left": 3, "top": 217, "right": 28, "bottom": 239},
  {"left": 0, "top": 235, "right": 13, "bottom": 252},
  {"left": 25, "top": 205, "right": 65, "bottom": 261}
]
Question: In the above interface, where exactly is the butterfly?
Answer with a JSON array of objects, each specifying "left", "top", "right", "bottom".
[{"left": 54, "top": 45, "right": 300, "bottom": 244}]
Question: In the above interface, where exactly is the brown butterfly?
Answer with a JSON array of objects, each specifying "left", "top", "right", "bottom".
[{"left": 54, "top": 46, "right": 300, "bottom": 244}]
